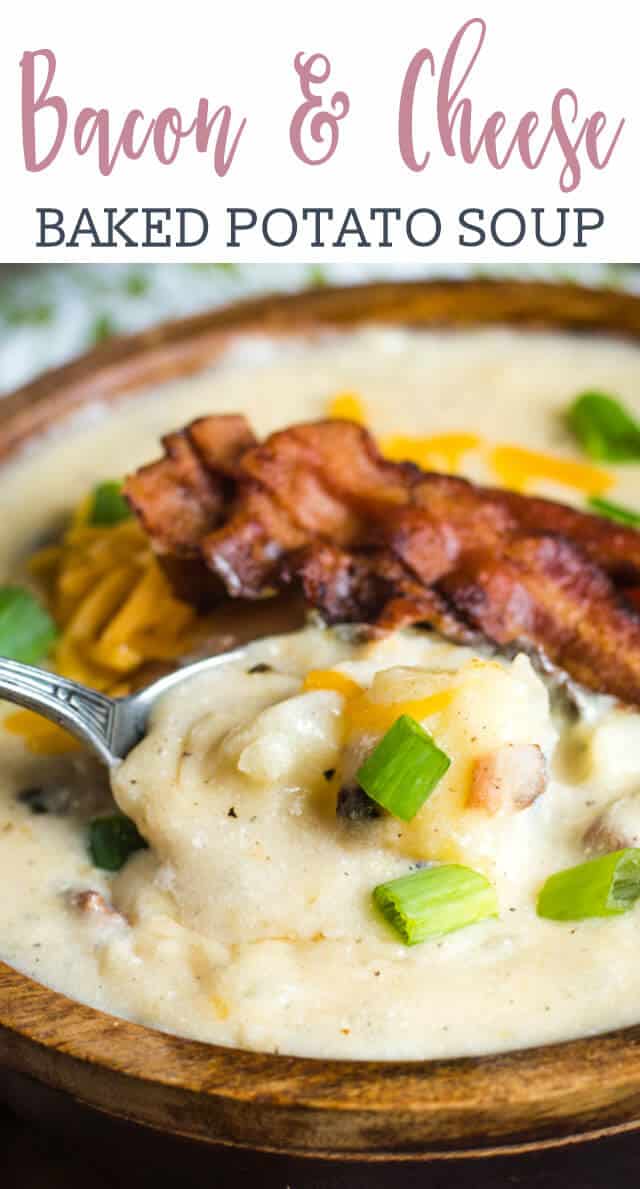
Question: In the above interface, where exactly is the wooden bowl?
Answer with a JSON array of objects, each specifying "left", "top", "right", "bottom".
[{"left": 3, "top": 279, "right": 640, "bottom": 1175}]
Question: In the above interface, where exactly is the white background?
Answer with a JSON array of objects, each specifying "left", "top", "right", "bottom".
[{"left": 0, "top": 0, "right": 636, "bottom": 261}]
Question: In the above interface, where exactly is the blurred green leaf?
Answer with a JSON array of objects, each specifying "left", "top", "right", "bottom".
[
  {"left": 2, "top": 303, "right": 53, "bottom": 326},
  {"left": 91, "top": 314, "right": 117, "bottom": 344},
  {"left": 308, "top": 266, "right": 329, "bottom": 288},
  {"left": 189, "top": 263, "right": 238, "bottom": 274},
  {"left": 125, "top": 271, "right": 149, "bottom": 296}
]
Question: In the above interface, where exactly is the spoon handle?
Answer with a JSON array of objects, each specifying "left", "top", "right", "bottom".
[{"left": 0, "top": 658, "right": 121, "bottom": 765}]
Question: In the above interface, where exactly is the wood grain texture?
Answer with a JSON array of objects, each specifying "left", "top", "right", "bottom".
[
  {"left": 8, "top": 1085, "right": 640, "bottom": 1189},
  {"left": 3, "top": 278, "right": 640, "bottom": 1163}
]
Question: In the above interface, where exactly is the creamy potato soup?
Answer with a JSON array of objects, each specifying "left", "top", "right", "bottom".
[{"left": 3, "top": 327, "right": 640, "bottom": 1060}]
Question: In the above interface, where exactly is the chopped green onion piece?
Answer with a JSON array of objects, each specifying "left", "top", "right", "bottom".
[
  {"left": 373, "top": 864, "right": 498, "bottom": 946},
  {"left": 537, "top": 848, "right": 640, "bottom": 921},
  {"left": 88, "top": 813, "right": 148, "bottom": 872},
  {"left": 587, "top": 496, "right": 640, "bottom": 528},
  {"left": 0, "top": 586, "right": 57, "bottom": 664},
  {"left": 567, "top": 391, "right": 640, "bottom": 462},
  {"left": 356, "top": 714, "right": 450, "bottom": 822},
  {"left": 89, "top": 481, "right": 132, "bottom": 526}
]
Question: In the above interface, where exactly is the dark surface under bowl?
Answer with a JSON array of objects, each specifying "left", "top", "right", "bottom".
[{"left": 6, "top": 1069, "right": 640, "bottom": 1189}]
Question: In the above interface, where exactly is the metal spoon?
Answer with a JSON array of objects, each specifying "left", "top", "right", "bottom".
[{"left": 0, "top": 650, "right": 248, "bottom": 767}]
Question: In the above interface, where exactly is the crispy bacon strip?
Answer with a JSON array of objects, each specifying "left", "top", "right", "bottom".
[
  {"left": 124, "top": 417, "right": 640, "bottom": 705},
  {"left": 440, "top": 536, "right": 640, "bottom": 706},
  {"left": 292, "top": 543, "right": 478, "bottom": 643},
  {"left": 126, "top": 415, "right": 256, "bottom": 558}
]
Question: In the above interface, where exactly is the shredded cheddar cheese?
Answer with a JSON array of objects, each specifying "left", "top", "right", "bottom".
[
  {"left": 346, "top": 689, "right": 455, "bottom": 733},
  {"left": 327, "top": 392, "right": 367, "bottom": 424},
  {"left": 383, "top": 433, "right": 481, "bottom": 474},
  {"left": 323, "top": 396, "right": 614, "bottom": 500},
  {"left": 3, "top": 712, "right": 85, "bottom": 756},
  {"left": 301, "top": 669, "right": 454, "bottom": 734},
  {"left": 489, "top": 445, "right": 614, "bottom": 496},
  {"left": 327, "top": 388, "right": 482, "bottom": 477},
  {"left": 303, "top": 670, "right": 363, "bottom": 698},
  {"left": 5, "top": 503, "right": 204, "bottom": 754}
]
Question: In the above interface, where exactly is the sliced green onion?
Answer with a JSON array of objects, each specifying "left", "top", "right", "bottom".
[
  {"left": 356, "top": 714, "right": 450, "bottom": 822},
  {"left": 373, "top": 864, "right": 498, "bottom": 946},
  {"left": 537, "top": 848, "right": 640, "bottom": 921},
  {"left": 587, "top": 495, "right": 640, "bottom": 528},
  {"left": 0, "top": 586, "right": 57, "bottom": 664},
  {"left": 89, "top": 480, "right": 132, "bottom": 526},
  {"left": 567, "top": 391, "right": 640, "bottom": 462},
  {"left": 88, "top": 813, "right": 148, "bottom": 872}
]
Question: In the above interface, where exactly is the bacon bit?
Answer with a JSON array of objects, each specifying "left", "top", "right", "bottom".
[
  {"left": 584, "top": 793, "right": 640, "bottom": 855},
  {"left": 469, "top": 744, "right": 547, "bottom": 814},
  {"left": 336, "top": 785, "right": 380, "bottom": 821},
  {"left": 69, "top": 890, "right": 126, "bottom": 923},
  {"left": 626, "top": 588, "right": 640, "bottom": 614}
]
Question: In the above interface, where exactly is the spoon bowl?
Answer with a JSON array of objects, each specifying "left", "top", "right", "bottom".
[{"left": 0, "top": 645, "right": 249, "bottom": 766}]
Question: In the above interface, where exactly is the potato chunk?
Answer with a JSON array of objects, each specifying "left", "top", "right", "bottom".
[{"left": 386, "top": 654, "right": 555, "bottom": 871}]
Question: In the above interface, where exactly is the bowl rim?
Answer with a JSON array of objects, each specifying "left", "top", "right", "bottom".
[{"left": 3, "top": 276, "right": 640, "bottom": 1161}]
